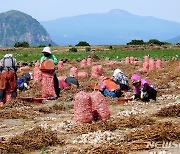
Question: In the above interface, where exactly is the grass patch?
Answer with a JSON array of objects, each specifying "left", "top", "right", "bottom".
[{"left": 0, "top": 47, "right": 179, "bottom": 62}]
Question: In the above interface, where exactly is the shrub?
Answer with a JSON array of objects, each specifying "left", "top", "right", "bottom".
[
  {"left": 14, "top": 42, "right": 29, "bottom": 48},
  {"left": 127, "top": 40, "right": 145, "bottom": 45},
  {"left": 85, "top": 47, "right": 91, "bottom": 52},
  {"left": 69, "top": 47, "right": 77, "bottom": 52},
  {"left": 109, "top": 45, "right": 113, "bottom": 50}
]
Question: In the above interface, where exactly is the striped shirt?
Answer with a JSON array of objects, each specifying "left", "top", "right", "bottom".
[{"left": 113, "top": 72, "right": 129, "bottom": 86}]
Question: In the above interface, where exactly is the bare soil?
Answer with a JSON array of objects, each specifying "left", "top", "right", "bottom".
[{"left": 0, "top": 58, "right": 179, "bottom": 154}]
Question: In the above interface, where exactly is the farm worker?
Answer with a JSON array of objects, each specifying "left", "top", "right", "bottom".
[
  {"left": 65, "top": 73, "right": 79, "bottom": 88},
  {"left": 59, "top": 73, "right": 79, "bottom": 90},
  {"left": 0, "top": 54, "right": 17, "bottom": 106},
  {"left": 131, "top": 74, "right": 157, "bottom": 102},
  {"left": 98, "top": 76, "right": 122, "bottom": 98},
  {"left": 40, "top": 46, "right": 60, "bottom": 98},
  {"left": 112, "top": 69, "right": 130, "bottom": 91},
  {"left": 17, "top": 72, "right": 33, "bottom": 91}
]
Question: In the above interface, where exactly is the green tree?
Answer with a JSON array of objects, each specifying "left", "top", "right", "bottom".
[
  {"left": 75, "top": 41, "right": 90, "bottom": 46},
  {"left": 127, "top": 40, "right": 145, "bottom": 45},
  {"left": 14, "top": 41, "right": 29, "bottom": 48},
  {"left": 147, "top": 39, "right": 164, "bottom": 45}
]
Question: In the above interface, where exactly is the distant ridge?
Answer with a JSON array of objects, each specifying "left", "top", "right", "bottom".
[
  {"left": 0, "top": 10, "right": 55, "bottom": 47},
  {"left": 166, "top": 35, "right": 180, "bottom": 44},
  {"left": 40, "top": 9, "right": 180, "bottom": 45}
]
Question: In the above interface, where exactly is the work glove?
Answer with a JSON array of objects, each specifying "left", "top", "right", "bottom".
[
  {"left": 140, "top": 91, "right": 144, "bottom": 99},
  {"left": 131, "top": 95, "right": 135, "bottom": 100},
  {"left": 140, "top": 91, "right": 148, "bottom": 99},
  {"left": 24, "top": 83, "right": 30, "bottom": 90}
]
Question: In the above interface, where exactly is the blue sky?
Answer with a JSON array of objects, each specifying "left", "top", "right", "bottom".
[{"left": 0, "top": 0, "right": 179, "bottom": 23}]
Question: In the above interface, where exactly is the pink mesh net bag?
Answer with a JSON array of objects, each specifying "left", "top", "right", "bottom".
[
  {"left": 73, "top": 91, "right": 93, "bottom": 123},
  {"left": 3, "top": 92, "right": 12, "bottom": 103},
  {"left": 91, "top": 65, "right": 103, "bottom": 78},
  {"left": 41, "top": 73, "right": 56, "bottom": 98},
  {"left": 70, "top": 67, "right": 78, "bottom": 79},
  {"left": 129, "top": 57, "right": 134, "bottom": 64},
  {"left": 57, "top": 76, "right": 66, "bottom": 81},
  {"left": 78, "top": 72, "right": 88, "bottom": 78},
  {"left": 87, "top": 58, "right": 92, "bottom": 66},
  {"left": 125, "top": 57, "right": 130, "bottom": 64},
  {"left": 138, "top": 67, "right": 148, "bottom": 73},
  {"left": 19, "top": 66, "right": 30, "bottom": 71},
  {"left": 148, "top": 59, "right": 155, "bottom": 71},
  {"left": 143, "top": 61, "right": 149, "bottom": 71},
  {"left": 33, "top": 62, "right": 42, "bottom": 83},
  {"left": 144, "top": 56, "right": 149, "bottom": 62},
  {"left": 58, "top": 61, "right": 64, "bottom": 71},
  {"left": 155, "top": 59, "right": 162, "bottom": 69},
  {"left": 90, "top": 91, "right": 110, "bottom": 121},
  {"left": 80, "top": 59, "right": 87, "bottom": 68}
]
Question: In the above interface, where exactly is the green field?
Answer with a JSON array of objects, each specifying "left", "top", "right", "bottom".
[{"left": 0, "top": 47, "right": 179, "bottom": 62}]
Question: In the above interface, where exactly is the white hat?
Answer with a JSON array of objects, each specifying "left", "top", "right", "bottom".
[
  {"left": 42, "top": 47, "right": 52, "bottom": 54},
  {"left": 4, "top": 54, "right": 13, "bottom": 58},
  {"left": 113, "top": 69, "right": 122, "bottom": 77}
]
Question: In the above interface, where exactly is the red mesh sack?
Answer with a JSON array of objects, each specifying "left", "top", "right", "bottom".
[
  {"left": 125, "top": 57, "right": 130, "bottom": 64},
  {"left": 73, "top": 91, "right": 93, "bottom": 123},
  {"left": 35, "top": 61, "right": 40, "bottom": 67},
  {"left": 19, "top": 66, "right": 30, "bottom": 71},
  {"left": 78, "top": 72, "right": 88, "bottom": 78},
  {"left": 91, "top": 65, "right": 103, "bottom": 78},
  {"left": 70, "top": 67, "right": 78, "bottom": 79},
  {"left": 90, "top": 91, "right": 110, "bottom": 121},
  {"left": 41, "top": 73, "right": 56, "bottom": 98},
  {"left": 129, "top": 57, "right": 134, "bottom": 64},
  {"left": 3, "top": 92, "right": 12, "bottom": 103},
  {"left": 80, "top": 59, "right": 87, "bottom": 68},
  {"left": 143, "top": 61, "right": 149, "bottom": 71},
  {"left": 33, "top": 65, "right": 42, "bottom": 83},
  {"left": 148, "top": 59, "right": 155, "bottom": 71},
  {"left": 155, "top": 59, "right": 162, "bottom": 69},
  {"left": 144, "top": 56, "right": 149, "bottom": 62},
  {"left": 138, "top": 67, "right": 148, "bottom": 73},
  {"left": 57, "top": 76, "right": 66, "bottom": 81},
  {"left": 58, "top": 61, "right": 64, "bottom": 71},
  {"left": 97, "top": 65, "right": 103, "bottom": 75},
  {"left": 105, "top": 61, "right": 116, "bottom": 66},
  {"left": 87, "top": 58, "right": 92, "bottom": 66},
  {"left": 91, "top": 66, "right": 99, "bottom": 78},
  {"left": 133, "top": 60, "right": 138, "bottom": 65}
]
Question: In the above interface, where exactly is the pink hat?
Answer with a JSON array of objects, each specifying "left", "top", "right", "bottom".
[{"left": 131, "top": 74, "right": 141, "bottom": 83}]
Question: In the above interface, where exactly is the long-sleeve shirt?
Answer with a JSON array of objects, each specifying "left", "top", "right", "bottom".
[
  {"left": 113, "top": 72, "right": 129, "bottom": 86},
  {"left": 133, "top": 79, "right": 155, "bottom": 94},
  {"left": 40, "top": 54, "right": 58, "bottom": 65}
]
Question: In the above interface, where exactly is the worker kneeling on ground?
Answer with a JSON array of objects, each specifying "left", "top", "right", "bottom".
[
  {"left": 98, "top": 76, "right": 122, "bottom": 98},
  {"left": 112, "top": 68, "right": 130, "bottom": 91},
  {"left": 59, "top": 73, "right": 79, "bottom": 90},
  {"left": 131, "top": 74, "right": 157, "bottom": 102},
  {"left": 17, "top": 72, "right": 33, "bottom": 91}
]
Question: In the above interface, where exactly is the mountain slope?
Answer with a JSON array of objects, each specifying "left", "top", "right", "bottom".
[
  {"left": 41, "top": 9, "right": 180, "bottom": 45},
  {"left": 166, "top": 35, "right": 180, "bottom": 44},
  {"left": 0, "top": 10, "right": 55, "bottom": 47}
]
